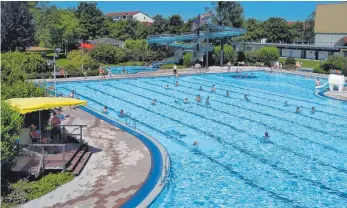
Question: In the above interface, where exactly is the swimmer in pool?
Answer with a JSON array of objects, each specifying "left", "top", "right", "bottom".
[
  {"left": 264, "top": 132, "right": 270, "bottom": 138},
  {"left": 199, "top": 86, "right": 203, "bottom": 91},
  {"left": 296, "top": 107, "right": 300, "bottom": 113},
  {"left": 226, "top": 90, "right": 230, "bottom": 97},
  {"left": 120, "top": 109, "right": 124, "bottom": 117},
  {"left": 311, "top": 107, "right": 316, "bottom": 113},
  {"left": 211, "top": 84, "right": 216, "bottom": 92},
  {"left": 193, "top": 140, "right": 199, "bottom": 146},
  {"left": 164, "top": 84, "right": 169, "bottom": 89},
  {"left": 183, "top": 98, "right": 189, "bottom": 103},
  {"left": 284, "top": 101, "right": 288, "bottom": 106},
  {"left": 195, "top": 95, "right": 202, "bottom": 102},
  {"left": 315, "top": 78, "right": 320, "bottom": 86},
  {"left": 103, "top": 106, "right": 108, "bottom": 113},
  {"left": 175, "top": 81, "right": 179, "bottom": 87},
  {"left": 205, "top": 96, "right": 210, "bottom": 105},
  {"left": 151, "top": 99, "right": 157, "bottom": 105},
  {"left": 244, "top": 94, "right": 249, "bottom": 101}
]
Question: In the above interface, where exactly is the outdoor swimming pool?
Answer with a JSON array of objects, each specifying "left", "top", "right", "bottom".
[
  {"left": 109, "top": 66, "right": 156, "bottom": 74},
  {"left": 55, "top": 71, "right": 347, "bottom": 207}
]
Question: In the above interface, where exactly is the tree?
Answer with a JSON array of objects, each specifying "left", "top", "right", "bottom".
[
  {"left": 304, "top": 12, "right": 315, "bottom": 44},
  {"left": 124, "top": 39, "right": 149, "bottom": 61},
  {"left": 1, "top": 1, "right": 35, "bottom": 52},
  {"left": 152, "top": 15, "right": 169, "bottom": 34},
  {"left": 208, "top": 1, "right": 244, "bottom": 28},
  {"left": 213, "top": 45, "right": 237, "bottom": 65},
  {"left": 168, "top": 14, "right": 184, "bottom": 34},
  {"left": 67, "top": 50, "right": 99, "bottom": 71},
  {"left": 289, "top": 22, "right": 305, "bottom": 43},
  {"left": 181, "top": 18, "right": 195, "bottom": 33},
  {"left": 243, "top": 18, "right": 264, "bottom": 42},
  {"left": 245, "top": 51, "right": 259, "bottom": 64},
  {"left": 58, "top": 10, "right": 82, "bottom": 54},
  {"left": 74, "top": 2, "right": 105, "bottom": 40},
  {"left": 135, "top": 23, "right": 154, "bottom": 39},
  {"left": 262, "top": 17, "right": 291, "bottom": 43},
  {"left": 89, "top": 44, "right": 125, "bottom": 64},
  {"left": 108, "top": 20, "right": 137, "bottom": 41}
]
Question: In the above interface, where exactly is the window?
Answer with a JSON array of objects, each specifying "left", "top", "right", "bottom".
[
  {"left": 123, "top": 16, "right": 126, "bottom": 19},
  {"left": 144, "top": 16, "right": 145, "bottom": 20}
]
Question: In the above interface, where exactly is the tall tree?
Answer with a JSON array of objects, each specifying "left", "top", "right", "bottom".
[
  {"left": 208, "top": 1, "right": 244, "bottom": 28},
  {"left": 1, "top": 1, "right": 35, "bottom": 52},
  {"left": 181, "top": 18, "right": 196, "bottom": 33},
  {"left": 262, "top": 17, "right": 291, "bottom": 43},
  {"left": 135, "top": 23, "right": 154, "bottom": 39},
  {"left": 152, "top": 15, "right": 169, "bottom": 34},
  {"left": 168, "top": 14, "right": 184, "bottom": 34},
  {"left": 243, "top": 18, "right": 264, "bottom": 42},
  {"left": 74, "top": 2, "right": 105, "bottom": 40},
  {"left": 289, "top": 22, "right": 305, "bottom": 43},
  {"left": 59, "top": 9, "right": 82, "bottom": 54},
  {"left": 304, "top": 11, "right": 315, "bottom": 44},
  {"left": 108, "top": 20, "right": 138, "bottom": 41}
]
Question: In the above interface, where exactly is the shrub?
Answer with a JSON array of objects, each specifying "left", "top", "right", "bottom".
[
  {"left": 89, "top": 44, "right": 125, "bottom": 64},
  {"left": 313, "top": 67, "right": 328, "bottom": 74},
  {"left": 1, "top": 81, "right": 47, "bottom": 100},
  {"left": 213, "top": 45, "right": 237, "bottom": 65},
  {"left": 2, "top": 173, "right": 74, "bottom": 206},
  {"left": 183, "top": 53, "right": 193, "bottom": 67},
  {"left": 285, "top": 57, "right": 296, "bottom": 65},
  {"left": 1, "top": 51, "right": 50, "bottom": 83},
  {"left": 160, "top": 64, "right": 185, "bottom": 70},
  {"left": 124, "top": 39, "right": 148, "bottom": 61},
  {"left": 67, "top": 50, "right": 99, "bottom": 71},
  {"left": 245, "top": 51, "right": 259, "bottom": 64},
  {"left": 320, "top": 55, "right": 347, "bottom": 75},
  {"left": 258, "top": 46, "right": 280, "bottom": 66}
]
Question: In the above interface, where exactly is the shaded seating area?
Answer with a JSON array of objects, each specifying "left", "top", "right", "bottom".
[{"left": 6, "top": 97, "right": 92, "bottom": 177}]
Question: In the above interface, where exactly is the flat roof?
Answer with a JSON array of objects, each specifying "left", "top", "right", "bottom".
[{"left": 242, "top": 42, "right": 341, "bottom": 51}]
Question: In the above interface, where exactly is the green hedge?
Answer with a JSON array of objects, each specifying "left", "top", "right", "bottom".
[
  {"left": 313, "top": 67, "right": 328, "bottom": 74},
  {"left": 320, "top": 55, "right": 347, "bottom": 75},
  {"left": 285, "top": 57, "right": 296, "bottom": 65},
  {"left": 2, "top": 173, "right": 74, "bottom": 207},
  {"left": 160, "top": 64, "right": 185, "bottom": 70}
]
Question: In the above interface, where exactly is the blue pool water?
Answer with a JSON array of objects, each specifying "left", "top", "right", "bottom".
[
  {"left": 55, "top": 71, "right": 347, "bottom": 207},
  {"left": 109, "top": 66, "right": 156, "bottom": 74}
]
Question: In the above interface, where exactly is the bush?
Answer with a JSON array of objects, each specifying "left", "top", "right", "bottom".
[
  {"left": 258, "top": 46, "right": 280, "bottom": 66},
  {"left": 320, "top": 55, "right": 347, "bottom": 75},
  {"left": 160, "top": 64, "right": 185, "bottom": 70},
  {"left": 124, "top": 39, "right": 148, "bottom": 61},
  {"left": 213, "top": 45, "right": 237, "bottom": 65},
  {"left": 245, "top": 51, "right": 259, "bottom": 64},
  {"left": 1, "top": 81, "right": 47, "bottom": 100},
  {"left": 183, "top": 53, "right": 193, "bottom": 67},
  {"left": 1, "top": 51, "right": 50, "bottom": 83},
  {"left": 2, "top": 173, "right": 74, "bottom": 206},
  {"left": 313, "top": 67, "right": 328, "bottom": 74},
  {"left": 237, "top": 51, "right": 245, "bottom": 62},
  {"left": 67, "top": 50, "right": 99, "bottom": 71},
  {"left": 285, "top": 57, "right": 296, "bottom": 65},
  {"left": 89, "top": 44, "right": 126, "bottom": 64}
]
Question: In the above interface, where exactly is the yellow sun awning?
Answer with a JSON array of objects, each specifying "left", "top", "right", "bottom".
[{"left": 5, "top": 97, "right": 87, "bottom": 114}]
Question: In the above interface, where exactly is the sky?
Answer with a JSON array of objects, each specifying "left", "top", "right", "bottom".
[{"left": 51, "top": 1, "right": 338, "bottom": 21}]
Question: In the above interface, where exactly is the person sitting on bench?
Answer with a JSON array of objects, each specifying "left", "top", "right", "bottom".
[{"left": 29, "top": 124, "right": 49, "bottom": 143}]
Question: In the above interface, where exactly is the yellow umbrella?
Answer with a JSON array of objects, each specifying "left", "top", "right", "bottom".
[
  {"left": 5, "top": 97, "right": 87, "bottom": 137},
  {"left": 5, "top": 97, "right": 87, "bottom": 114}
]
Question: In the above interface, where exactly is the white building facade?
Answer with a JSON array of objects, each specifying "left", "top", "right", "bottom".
[{"left": 106, "top": 11, "right": 154, "bottom": 25}]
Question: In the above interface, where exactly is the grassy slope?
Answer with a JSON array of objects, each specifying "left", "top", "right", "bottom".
[{"left": 280, "top": 57, "right": 321, "bottom": 68}]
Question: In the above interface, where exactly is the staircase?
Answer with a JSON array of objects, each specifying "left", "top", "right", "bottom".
[{"left": 65, "top": 145, "right": 92, "bottom": 176}]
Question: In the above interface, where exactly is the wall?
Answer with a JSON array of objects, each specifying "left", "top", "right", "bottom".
[
  {"left": 314, "top": 3, "right": 347, "bottom": 34},
  {"left": 133, "top": 13, "right": 154, "bottom": 23},
  {"left": 314, "top": 33, "right": 347, "bottom": 47}
]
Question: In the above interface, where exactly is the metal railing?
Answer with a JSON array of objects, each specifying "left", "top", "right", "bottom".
[
  {"left": 125, "top": 113, "right": 137, "bottom": 130},
  {"left": 161, "top": 154, "right": 170, "bottom": 184}
]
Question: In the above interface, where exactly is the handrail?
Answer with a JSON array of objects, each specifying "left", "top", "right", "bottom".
[{"left": 161, "top": 153, "right": 170, "bottom": 184}]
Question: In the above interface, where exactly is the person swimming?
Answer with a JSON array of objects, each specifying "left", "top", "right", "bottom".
[
  {"left": 103, "top": 106, "right": 108, "bottom": 113},
  {"left": 284, "top": 101, "right": 288, "bottom": 106},
  {"left": 199, "top": 86, "right": 203, "bottom": 91},
  {"left": 151, "top": 99, "right": 157, "bottom": 105},
  {"left": 226, "top": 90, "right": 230, "bottom": 97},
  {"left": 311, "top": 107, "right": 316, "bottom": 113},
  {"left": 193, "top": 140, "right": 199, "bottom": 146},
  {"left": 244, "top": 94, "right": 249, "bottom": 101},
  {"left": 120, "top": 109, "right": 124, "bottom": 117},
  {"left": 264, "top": 132, "right": 270, "bottom": 138},
  {"left": 296, "top": 107, "right": 300, "bottom": 113},
  {"left": 195, "top": 95, "right": 202, "bottom": 102},
  {"left": 211, "top": 84, "right": 216, "bottom": 92},
  {"left": 164, "top": 84, "right": 169, "bottom": 89},
  {"left": 315, "top": 78, "right": 320, "bottom": 86},
  {"left": 175, "top": 81, "right": 179, "bottom": 87},
  {"left": 183, "top": 98, "right": 189, "bottom": 103},
  {"left": 205, "top": 96, "right": 210, "bottom": 105}
]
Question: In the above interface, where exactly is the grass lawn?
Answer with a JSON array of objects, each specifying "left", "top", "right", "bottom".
[
  {"left": 55, "top": 58, "right": 68, "bottom": 67},
  {"left": 280, "top": 57, "right": 321, "bottom": 69}
]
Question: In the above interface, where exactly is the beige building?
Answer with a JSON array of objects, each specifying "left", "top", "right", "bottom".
[{"left": 314, "top": 3, "right": 347, "bottom": 47}]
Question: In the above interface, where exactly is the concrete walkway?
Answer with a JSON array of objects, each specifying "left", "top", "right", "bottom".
[{"left": 21, "top": 107, "right": 151, "bottom": 208}]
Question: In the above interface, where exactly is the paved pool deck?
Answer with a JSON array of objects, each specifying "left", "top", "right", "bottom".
[{"left": 21, "top": 106, "right": 167, "bottom": 208}]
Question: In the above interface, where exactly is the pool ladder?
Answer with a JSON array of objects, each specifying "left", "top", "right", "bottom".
[
  {"left": 125, "top": 112, "right": 137, "bottom": 130},
  {"left": 161, "top": 154, "right": 170, "bottom": 184}
]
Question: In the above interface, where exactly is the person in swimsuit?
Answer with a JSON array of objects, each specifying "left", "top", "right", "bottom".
[
  {"left": 311, "top": 107, "right": 316, "bottom": 113},
  {"left": 284, "top": 101, "right": 288, "bottom": 106},
  {"left": 296, "top": 107, "right": 300, "bottom": 113},
  {"left": 205, "top": 96, "right": 210, "bottom": 105},
  {"left": 184, "top": 98, "right": 189, "bottom": 103},
  {"left": 211, "top": 84, "right": 216, "bottom": 92},
  {"left": 164, "top": 84, "right": 169, "bottom": 89},
  {"left": 226, "top": 90, "right": 230, "bottom": 97},
  {"left": 151, "top": 99, "right": 157, "bottom": 105},
  {"left": 103, "top": 106, "right": 108, "bottom": 114},
  {"left": 244, "top": 94, "right": 249, "bottom": 101},
  {"left": 264, "top": 132, "right": 270, "bottom": 138},
  {"left": 315, "top": 78, "right": 320, "bottom": 86},
  {"left": 175, "top": 81, "right": 179, "bottom": 87},
  {"left": 195, "top": 95, "right": 202, "bottom": 102},
  {"left": 199, "top": 86, "right": 203, "bottom": 91},
  {"left": 193, "top": 140, "right": 199, "bottom": 146},
  {"left": 120, "top": 109, "right": 125, "bottom": 117}
]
